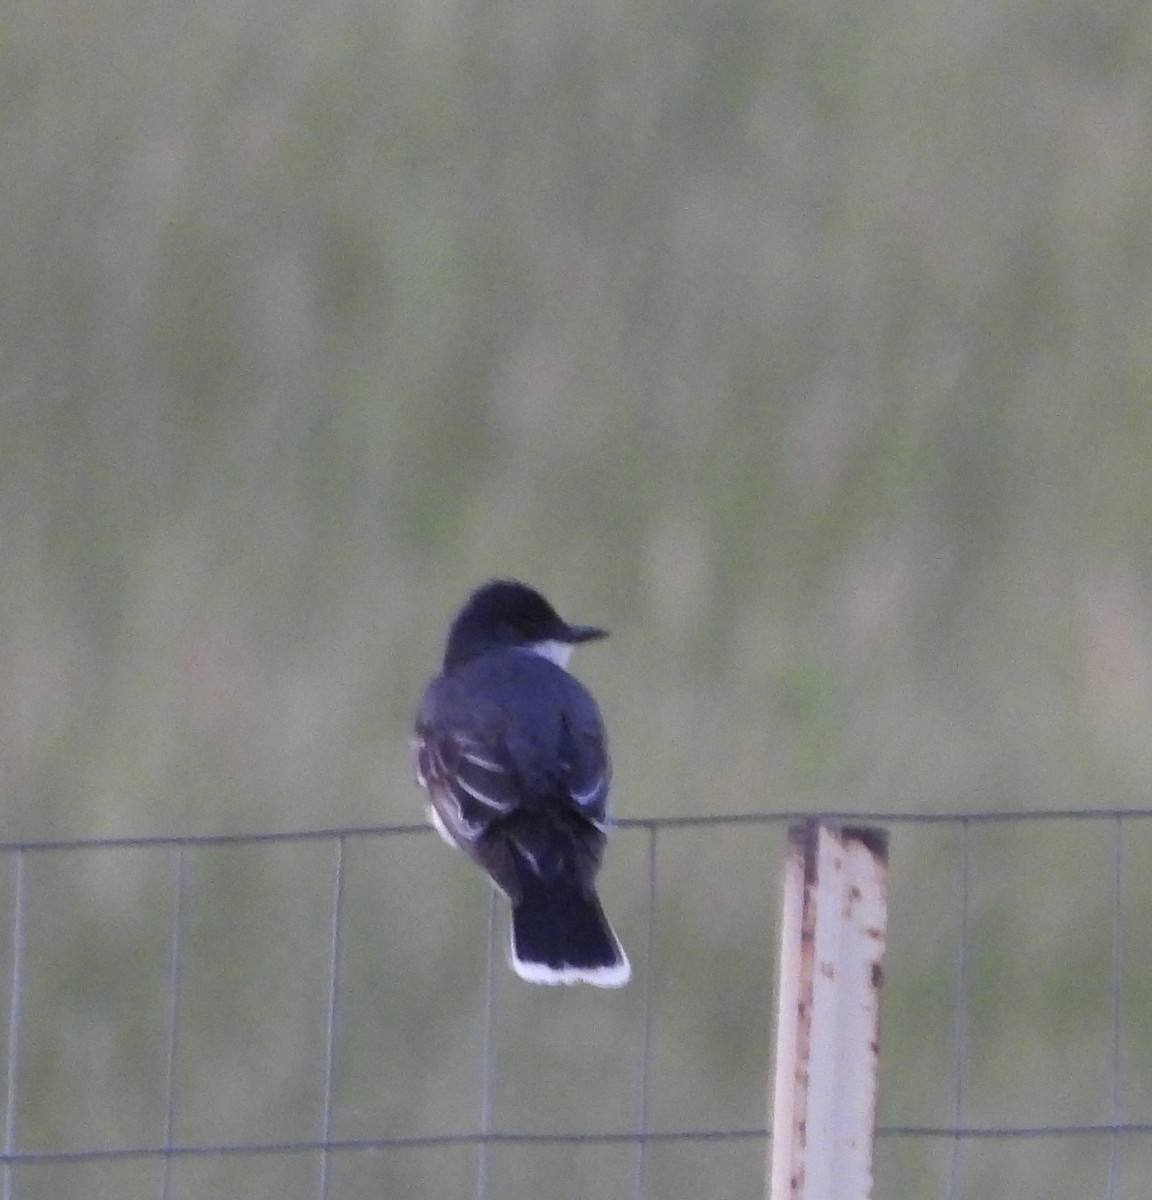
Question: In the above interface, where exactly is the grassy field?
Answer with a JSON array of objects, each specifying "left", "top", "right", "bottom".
[{"left": 3, "top": 0, "right": 1152, "bottom": 1195}]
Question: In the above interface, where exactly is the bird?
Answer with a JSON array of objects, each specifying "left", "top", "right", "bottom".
[{"left": 412, "top": 580, "right": 630, "bottom": 987}]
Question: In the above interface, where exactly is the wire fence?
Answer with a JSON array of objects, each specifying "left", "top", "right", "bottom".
[{"left": 2, "top": 809, "right": 1151, "bottom": 1200}]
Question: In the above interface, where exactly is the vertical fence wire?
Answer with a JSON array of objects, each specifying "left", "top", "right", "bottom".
[
  {"left": 1105, "top": 815, "right": 1123, "bottom": 1200},
  {"left": 474, "top": 887, "right": 498, "bottom": 1200},
  {"left": 159, "top": 844, "right": 188, "bottom": 1200},
  {"left": 946, "top": 818, "right": 972, "bottom": 1200},
  {"left": 1, "top": 853, "right": 26, "bottom": 1200},
  {"left": 631, "top": 824, "right": 659, "bottom": 1200},
  {"left": 316, "top": 835, "right": 347, "bottom": 1200}
]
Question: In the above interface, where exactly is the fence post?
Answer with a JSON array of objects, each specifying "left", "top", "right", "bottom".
[{"left": 767, "top": 820, "right": 889, "bottom": 1200}]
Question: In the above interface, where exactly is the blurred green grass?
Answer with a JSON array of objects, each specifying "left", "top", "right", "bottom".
[{"left": 3, "top": 0, "right": 1152, "bottom": 1195}]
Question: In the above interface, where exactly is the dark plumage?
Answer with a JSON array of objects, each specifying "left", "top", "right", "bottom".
[{"left": 413, "top": 581, "right": 629, "bottom": 987}]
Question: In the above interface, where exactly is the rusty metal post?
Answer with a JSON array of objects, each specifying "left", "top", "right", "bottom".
[{"left": 768, "top": 821, "right": 889, "bottom": 1200}]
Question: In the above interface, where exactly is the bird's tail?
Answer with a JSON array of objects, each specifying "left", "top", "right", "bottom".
[{"left": 510, "top": 875, "right": 630, "bottom": 988}]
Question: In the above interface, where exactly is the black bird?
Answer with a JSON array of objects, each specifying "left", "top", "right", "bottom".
[{"left": 412, "top": 580, "right": 629, "bottom": 987}]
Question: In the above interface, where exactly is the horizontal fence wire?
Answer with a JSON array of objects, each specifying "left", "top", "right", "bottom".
[
  {"left": 7, "top": 1118, "right": 1152, "bottom": 1165},
  {"left": 3, "top": 806, "right": 1152, "bottom": 855},
  {"left": 1, "top": 807, "right": 1150, "bottom": 1194}
]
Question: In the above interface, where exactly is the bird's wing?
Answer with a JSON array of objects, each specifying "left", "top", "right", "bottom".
[
  {"left": 412, "top": 728, "right": 519, "bottom": 845},
  {"left": 560, "top": 720, "right": 612, "bottom": 831}
]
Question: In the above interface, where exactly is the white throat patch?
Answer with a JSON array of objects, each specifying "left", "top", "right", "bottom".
[{"left": 528, "top": 639, "right": 573, "bottom": 668}]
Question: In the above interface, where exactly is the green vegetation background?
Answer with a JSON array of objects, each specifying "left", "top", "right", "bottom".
[{"left": 3, "top": 0, "right": 1152, "bottom": 1196}]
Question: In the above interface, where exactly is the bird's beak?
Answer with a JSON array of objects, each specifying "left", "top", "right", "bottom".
[{"left": 566, "top": 624, "right": 609, "bottom": 644}]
